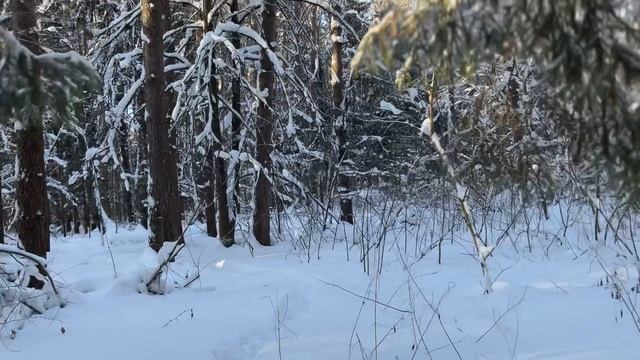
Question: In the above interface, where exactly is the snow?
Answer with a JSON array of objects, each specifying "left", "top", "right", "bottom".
[
  {"left": 195, "top": 114, "right": 212, "bottom": 145},
  {"left": 0, "top": 244, "right": 47, "bottom": 267},
  {"left": 141, "top": 30, "right": 150, "bottom": 44},
  {"left": 84, "top": 147, "right": 99, "bottom": 161},
  {"left": 380, "top": 100, "right": 403, "bottom": 115},
  {"left": 420, "top": 116, "right": 432, "bottom": 136},
  {"left": 455, "top": 183, "right": 468, "bottom": 199},
  {"left": 2, "top": 214, "right": 640, "bottom": 359},
  {"left": 67, "top": 171, "right": 81, "bottom": 185},
  {"left": 478, "top": 244, "right": 495, "bottom": 260},
  {"left": 111, "top": 72, "right": 144, "bottom": 119},
  {"left": 213, "top": 22, "right": 285, "bottom": 76}
]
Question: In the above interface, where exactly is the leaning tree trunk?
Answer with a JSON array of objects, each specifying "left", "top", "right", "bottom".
[
  {"left": 252, "top": 0, "right": 277, "bottom": 246},
  {"left": 331, "top": 7, "right": 353, "bottom": 224},
  {"left": 142, "top": 0, "right": 183, "bottom": 251},
  {"left": 10, "top": 0, "right": 50, "bottom": 257}
]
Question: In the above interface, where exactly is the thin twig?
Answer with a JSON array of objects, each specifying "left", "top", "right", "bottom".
[
  {"left": 317, "top": 278, "right": 411, "bottom": 313},
  {"left": 475, "top": 287, "right": 528, "bottom": 343},
  {"left": 162, "top": 308, "right": 194, "bottom": 327}
]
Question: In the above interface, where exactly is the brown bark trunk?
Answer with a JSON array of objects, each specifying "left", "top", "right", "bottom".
[
  {"left": 252, "top": 0, "right": 277, "bottom": 246},
  {"left": 164, "top": 11, "right": 184, "bottom": 223},
  {"left": 142, "top": 0, "right": 183, "bottom": 251},
  {"left": 10, "top": 0, "right": 51, "bottom": 257},
  {"left": 16, "top": 127, "right": 50, "bottom": 257},
  {"left": 135, "top": 92, "right": 149, "bottom": 229},
  {"left": 331, "top": 8, "right": 353, "bottom": 224}
]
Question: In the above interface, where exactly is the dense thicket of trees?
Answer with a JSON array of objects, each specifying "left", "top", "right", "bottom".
[{"left": 0, "top": 0, "right": 638, "bottom": 264}]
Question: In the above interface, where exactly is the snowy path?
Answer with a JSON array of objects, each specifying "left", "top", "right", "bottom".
[{"left": 2, "top": 225, "right": 639, "bottom": 359}]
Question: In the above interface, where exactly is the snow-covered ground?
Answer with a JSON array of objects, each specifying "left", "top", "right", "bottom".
[{"left": 2, "top": 214, "right": 640, "bottom": 359}]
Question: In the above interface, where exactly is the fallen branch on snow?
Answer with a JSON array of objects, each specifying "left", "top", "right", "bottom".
[{"left": 0, "top": 244, "right": 59, "bottom": 295}]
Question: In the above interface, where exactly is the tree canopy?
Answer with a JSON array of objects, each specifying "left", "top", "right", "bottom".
[
  {"left": 0, "top": 29, "right": 100, "bottom": 127},
  {"left": 353, "top": 0, "right": 640, "bottom": 203}
]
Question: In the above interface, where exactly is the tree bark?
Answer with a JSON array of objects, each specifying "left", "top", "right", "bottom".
[
  {"left": 10, "top": 0, "right": 51, "bottom": 257},
  {"left": 213, "top": 120, "right": 234, "bottom": 246},
  {"left": 119, "top": 121, "right": 135, "bottom": 223},
  {"left": 0, "top": 167, "right": 3, "bottom": 244},
  {"left": 252, "top": 0, "right": 277, "bottom": 246},
  {"left": 203, "top": 159, "right": 217, "bottom": 237},
  {"left": 134, "top": 92, "right": 149, "bottom": 229},
  {"left": 309, "top": 5, "right": 321, "bottom": 98},
  {"left": 331, "top": 7, "right": 353, "bottom": 224},
  {"left": 16, "top": 127, "right": 50, "bottom": 255},
  {"left": 203, "top": 0, "right": 234, "bottom": 246},
  {"left": 73, "top": 207, "right": 80, "bottom": 234},
  {"left": 142, "top": 0, "right": 183, "bottom": 251},
  {"left": 230, "top": 0, "right": 242, "bottom": 221},
  {"left": 164, "top": 10, "right": 184, "bottom": 224},
  {"left": 76, "top": 127, "right": 102, "bottom": 234}
]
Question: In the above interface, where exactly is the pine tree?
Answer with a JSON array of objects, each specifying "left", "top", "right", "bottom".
[
  {"left": 9, "top": 0, "right": 50, "bottom": 258},
  {"left": 0, "top": 164, "right": 3, "bottom": 245},
  {"left": 202, "top": 0, "right": 218, "bottom": 239},
  {"left": 229, "top": 0, "right": 241, "bottom": 234},
  {"left": 141, "top": 0, "right": 183, "bottom": 251},
  {"left": 352, "top": 0, "right": 640, "bottom": 202},
  {"left": 203, "top": 0, "right": 234, "bottom": 247},
  {"left": 253, "top": 0, "right": 278, "bottom": 246},
  {"left": 331, "top": 4, "right": 354, "bottom": 224}
]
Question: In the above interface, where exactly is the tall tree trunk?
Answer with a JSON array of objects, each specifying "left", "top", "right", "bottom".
[
  {"left": 17, "top": 127, "right": 49, "bottom": 260},
  {"left": 10, "top": 0, "right": 51, "bottom": 257},
  {"left": 164, "top": 11, "right": 184, "bottom": 224},
  {"left": 193, "top": 13, "right": 215, "bottom": 237},
  {"left": 0, "top": 163, "right": 4, "bottom": 245},
  {"left": 119, "top": 121, "right": 134, "bottom": 223},
  {"left": 253, "top": 0, "right": 277, "bottom": 246},
  {"left": 203, "top": 0, "right": 234, "bottom": 246},
  {"left": 213, "top": 110, "right": 234, "bottom": 246},
  {"left": 309, "top": 5, "right": 321, "bottom": 98},
  {"left": 331, "top": 7, "right": 353, "bottom": 224},
  {"left": 73, "top": 207, "right": 80, "bottom": 234},
  {"left": 135, "top": 93, "right": 149, "bottom": 229},
  {"left": 142, "top": 0, "right": 183, "bottom": 251},
  {"left": 203, "top": 156, "right": 217, "bottom": 237},
  {"left": 230, "top": 0, "right": 241, "bottom": 221},
  {"left": 77, "top": 128, "right": 102, "bottom": 234},
  {"left": 309, "top": 4, "right": 329, "bottom": 204}
]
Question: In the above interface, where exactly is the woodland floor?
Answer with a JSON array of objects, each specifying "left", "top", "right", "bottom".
[{"left": 1, "top": 212, "right": 640, "bottom": 359}]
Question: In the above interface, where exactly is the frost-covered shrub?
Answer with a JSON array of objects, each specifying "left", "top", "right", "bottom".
[{"left": 0, "top": 245, "right": 63, "bottom": 338}]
